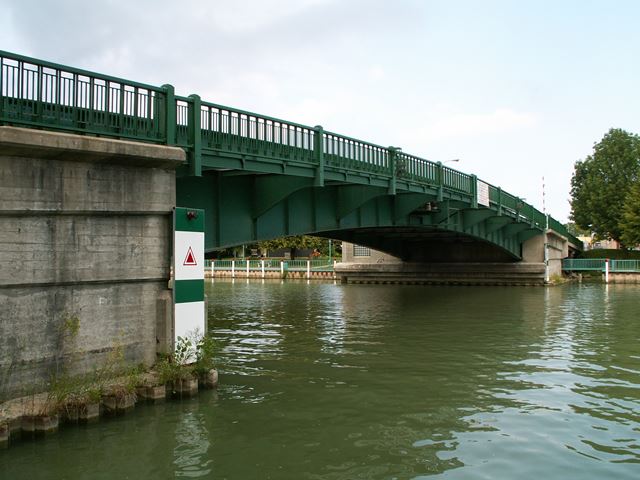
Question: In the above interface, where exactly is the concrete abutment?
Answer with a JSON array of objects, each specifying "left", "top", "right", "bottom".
[{"left": 0, "top": 127, "right": 185, "bottom": 401}]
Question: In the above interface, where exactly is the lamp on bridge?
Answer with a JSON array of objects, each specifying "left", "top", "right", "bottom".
[{"left": 442, "top": 159, "right": 460, "bottom": 164}]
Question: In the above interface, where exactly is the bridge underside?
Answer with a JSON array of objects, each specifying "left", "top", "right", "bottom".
[
  {"left": 323, "top": 228, "right": 516, "bottom": 262},
  {"left": 177, "top": 170, "right": 543, "bottom": 262}
]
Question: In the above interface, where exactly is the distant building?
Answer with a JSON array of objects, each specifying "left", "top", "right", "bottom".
[
  {"left": 579, "top": 237, "right": 621, "bottom": 250},
  {"left": 341, "top": 242, "right": 401, "bottom": 264}
]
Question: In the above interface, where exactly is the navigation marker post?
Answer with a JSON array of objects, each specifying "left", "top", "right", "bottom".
[{"left": 173, "top": 207, "right": 206, "bottom": 345}]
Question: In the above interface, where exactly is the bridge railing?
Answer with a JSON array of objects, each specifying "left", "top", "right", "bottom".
[
  {"left": 562, "top": 258, "right": 640, "bottom": 272},
  {"left": 323, "top": 131, "right": 389, "bottom": 174},
  {"left": 396, "top": 152, "right": 438, "bottom": 185},
  {"left": 562, "top": 258, "right": 606, "bottom": 271},
  {"left": 0, "top": 50, "right": 167, "bottom": 142},
  {"left": 0, "top": 50, "right": 580, "bottom": 247},
  {"left": 204, "top": 259, "right": 335, "bottom": 275},
  {"left": 609, "top": 259, "right": 640, "bottom": 272},
  {"left": 196, "top": 99, "right": 317, "bottom": 164}
]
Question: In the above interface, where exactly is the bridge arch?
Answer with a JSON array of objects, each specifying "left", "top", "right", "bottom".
[{"left": 178, "top": 171, "right": 543, "bottom": 261}]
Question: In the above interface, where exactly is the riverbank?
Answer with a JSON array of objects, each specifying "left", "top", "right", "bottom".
[{"left": 0, "top": 367, "right": 218, "bottom": 449}]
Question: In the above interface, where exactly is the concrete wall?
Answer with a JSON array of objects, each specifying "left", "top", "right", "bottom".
[
  {"left": 609, "top": 273, "right": 640, "bottom": 284},
  {"left": 522, "top": 230, "right": 569, "bottom": 279},
  {"left": 0, "top": 127, "right": 185, "bottom": 401},
  {"left": 341, "top": 242, "right": 401, "bottom": 264}
]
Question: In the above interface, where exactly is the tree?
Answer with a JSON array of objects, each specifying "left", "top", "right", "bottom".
[
  {"left": 257, "top": 235, "right": 323, "bottom": 259},
  {"left": 570, "top": 128, "right": 640, "bottom": 245},
  {"left": 620, "top": 181, "right": 640, "bottom": 247},
  {"left": 564, "top": 221, "right": 591, "bottom": 237}
]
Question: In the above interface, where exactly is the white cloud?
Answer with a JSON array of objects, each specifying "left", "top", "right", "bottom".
[
  {"left": 193, "top": 0, "right": 334, "bottom": 33},
  {"left": 421, "top": 108, "right": 538, "bottom": 142},
  {"left": 368, "top": 65, "right": 385, "bottom": 80}
]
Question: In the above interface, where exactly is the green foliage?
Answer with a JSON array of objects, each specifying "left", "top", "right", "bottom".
[
  {"left": 620, "top": 181, "right": 640, "bottom": 247},
  {"left": 155, "top": 356, "right": 179, "bottom": 384},
  {"left": 578, "top": 249, "right": 640, "bottom": 259},
  {"left": 174, "top": 336, "right": 196, "bottom": 365},
  {"left": 62, "top": 315, "right": 81, "bottom": 338},
  {"left": 548, "top": 273, "right": 566, "bottom": 285},
  {"left": 257, "top": 235, "right": 340, "bottom": 259},
  {"left": 257, "top": 235, "right": 321, "bottom": 258},
  {"left": 46, "top": 341, "right": 142, "bottom": 411},
  {"left": 564, "top": 222, "right": 591, "bottom": 237},
  {"left": 193, "top": 335, "right": 216, "bottom": 375},
  {"left": 570, "top": 128, "right": 640, "bottom": 243},
  {"left": 156, "top": 333, "right": 217, "bottom": 383}
]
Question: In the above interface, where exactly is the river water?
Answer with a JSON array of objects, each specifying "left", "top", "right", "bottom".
[{"left": 1, "top": 281, "right": 639, "bottom": 479}]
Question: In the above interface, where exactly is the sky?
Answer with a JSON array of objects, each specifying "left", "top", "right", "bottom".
[{"left": 2, "top": 0, "right": 639, "bottom": 222}]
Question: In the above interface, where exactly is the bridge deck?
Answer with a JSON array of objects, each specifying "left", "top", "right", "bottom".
[{"left": 0, "top": 50, "right": 582, "bottom": 252}]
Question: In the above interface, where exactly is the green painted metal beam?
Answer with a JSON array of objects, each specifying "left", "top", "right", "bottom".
[
  {"left": 394, "top": 193, "right": 437, "bottom": 221},
  {"left": 484, "top": 216, "right": 512, "bottom": 235},
  {"left": 336, "top": 185, "right": 387, "bottom": 220},
  {"left": 253, "top": 175, "right": 313, "bottom": 219},
  {"left": 462, "top": 208, "right": 494, "bottom": 230},
  {"left": 502, "top": 223, "right": 530, "bottom": 239}
]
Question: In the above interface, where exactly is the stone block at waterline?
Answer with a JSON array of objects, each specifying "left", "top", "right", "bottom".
[
  {"left": 200, "top": 369, "right": 219, "bottom": 389},
  {"left": 21, "top": 415, "right": 59, "bottom": 436},
  {"left": 101, "top": 393, "right": 136, "bottom": 415},
  {"left": 79, "top": 403, "right": 100, "bottom": 423},
  {"left": 136, "top": 385, "right": 167, "bottom": 403},
  {"left": 168, "top": 378, "right": 198, "bottom": 398}
]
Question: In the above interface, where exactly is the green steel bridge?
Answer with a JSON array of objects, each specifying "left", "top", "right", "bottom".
[{"left": 0, "top": 50, "right": 582, "bottom": 261}]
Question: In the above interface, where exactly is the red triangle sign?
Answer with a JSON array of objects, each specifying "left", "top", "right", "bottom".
[{"left": 183, "top": 246, "right": 197, "bottom": 266}]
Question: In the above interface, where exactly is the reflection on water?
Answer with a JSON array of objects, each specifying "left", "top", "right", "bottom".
[
  {"left": 1, "top": 281, "right": 638, "bottom": 479},
  {"left": 174, "top": 412, "right": 211, "bottom": 478}
]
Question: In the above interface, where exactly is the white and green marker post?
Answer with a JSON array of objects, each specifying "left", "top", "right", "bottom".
[{"left": 173, "top": 207, "right": 206, "bottom": 343}]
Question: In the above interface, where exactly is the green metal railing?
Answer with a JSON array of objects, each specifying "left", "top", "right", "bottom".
[
  {"left": 562, "top": 259, "right": 606, "bottom": 271},
  {"left": 204, "top": 259, "right": 334, "bottom": 275},
  {"left": 0, "top": 51, "right": 167, "bottom": 142},
  {"left": 562, "top": 259, "right": 640, "bottom": 272},
  {"left": 0, "top": 50, "right": 582, "bottom": 247},
  {"left": 609, "top": 259, "right": 640, "bottom": 272}
]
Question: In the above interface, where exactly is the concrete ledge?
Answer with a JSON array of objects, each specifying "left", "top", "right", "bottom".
[
  {"left": 335, "top": 262, "right": 545, "bottom": 274},
  {"left": 0, "top": 127, "right": 186, "bottom": 168},
  {"left": 609, "top": 272, "right": 640, "bottom": 283},
  {"left": 335, "top": 262, "right": 546, "bottom": 286}
]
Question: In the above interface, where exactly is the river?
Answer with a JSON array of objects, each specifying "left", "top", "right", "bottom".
[{"left": 1, "top": 281, "right": 639, "bottom": 479}]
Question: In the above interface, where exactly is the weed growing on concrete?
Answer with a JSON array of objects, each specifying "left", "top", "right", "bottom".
[
  {"left": 155, "top": 333, "right": 216, "bottom": 386},
  {"left": 193, "top": 335, "right": 216, "bottom": 376}
]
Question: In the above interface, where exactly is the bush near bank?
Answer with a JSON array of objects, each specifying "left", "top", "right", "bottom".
[{"left": 578, "top": 249, "right": 640, "bottom": 260}]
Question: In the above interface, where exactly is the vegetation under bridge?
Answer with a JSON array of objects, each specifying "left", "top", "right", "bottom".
[{"left": 0, "top": 50, "right": 582, "bottom": 261}]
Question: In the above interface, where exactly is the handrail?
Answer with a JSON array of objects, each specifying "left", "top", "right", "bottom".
[
  {"left": 562, "top": 258, "right": 640, "bottom": 272},
  {"left": 0, "top": 49, "right": 580, "bottom": 247},
  {"left": 204, "top": 259, "right": 335, "bottom": 275},
  {"left": 0, "top": 50, "right": 167, "bottom": 142},
  {"left": 0, "top": 50, "right": 162, "bottom": 92}
]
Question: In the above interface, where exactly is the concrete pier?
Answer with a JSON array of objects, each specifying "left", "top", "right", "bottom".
[{"left": 0, "top": 127, "right": 185, "bottom": 401}]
